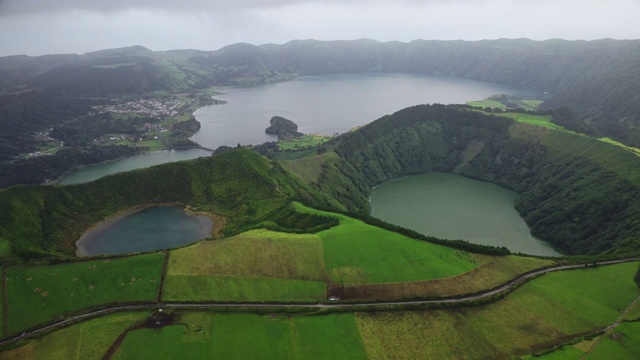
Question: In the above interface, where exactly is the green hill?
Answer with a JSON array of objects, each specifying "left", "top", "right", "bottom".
[
  {"left": 284, "top": 104, "right": 640, "bottom": 255},
  {"left": 0, "top": 148, "right": 334, "bottom": 259}
]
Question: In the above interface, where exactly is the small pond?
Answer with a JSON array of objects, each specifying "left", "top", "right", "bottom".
[{"left": 76, "top": 206, "right": 213, "bottom": 256}]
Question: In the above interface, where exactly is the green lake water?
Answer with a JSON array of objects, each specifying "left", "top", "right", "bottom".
[
  {"left": 369, "top": 172, "right": 562, "bottom": 256},
  {"left": 76, "top": 206, "right": 213, "bottom": 256}
]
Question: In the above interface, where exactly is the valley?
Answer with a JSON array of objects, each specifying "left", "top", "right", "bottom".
[{"left": 1, "top": 39, "right": 640, "bottom": 359}]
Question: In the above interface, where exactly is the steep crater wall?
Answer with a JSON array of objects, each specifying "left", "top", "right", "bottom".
[{"left": 315, "top": 104, "right": 640, "bottom": 255}]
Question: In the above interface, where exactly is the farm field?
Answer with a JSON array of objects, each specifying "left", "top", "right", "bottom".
[
  {"left": 111, "top": 313, "right": 367, "bottom": 360},
  {"left": 163, "top": 229, "right": 328, "bottom": 302},
  {"left": 162, "top": 275, "right": 327, "bottom": 302},
  {"left": 336, "top": 254, "right": 554, "bottom": 301},
  {"left": 496, "top": 112, "right": 563, "bottom": 130},
  {"left": 2, "top": 262, "right": 637, "bottom": 359},
  {"left": 292, "top": 202, "right": 478, "bottom": 284},
  {"left": 4, "top": 254, "right": 164, "bottom": 335},
  {"left": 277, "top": 134, "right": 333, "bottom": 150},
  {"left": 354, "top": 261, "right": 640, "bottom": 359},
  {"left": 467, "top": 98, "right": 543, "bottom": 111},
  {"left": 0, "top": 311, "right": 146, "bottom": 360}
]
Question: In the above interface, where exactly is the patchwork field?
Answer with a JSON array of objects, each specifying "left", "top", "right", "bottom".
[
  {"left": 111, "top": 313, "right": 368, "bottom": 360},
  {"left": 335, "top": 254, "right": 555, "bottom": 301},
  {"left": 354, "top": 261, "right": 640, "bottom": 359},
  {"left": 4, "top": 253, "right": 164, "bottom": 335},
  {"left": 0, "top": 312, "right": 146, "bottom": 360},
  {"left": 163, "top": 275, "right": 327, "bottom": 302},
  {"left": 163, "top": 229, "right": 328, "bottom": 302},
  {"left": 292, "top": 203, "right": 478, "bottom": 284},
  {"left": 3, "top": 262, "right": 638, "bottom": 359},
  {"left": 164, "top": 207, "right": 515, "bottom": 301}
]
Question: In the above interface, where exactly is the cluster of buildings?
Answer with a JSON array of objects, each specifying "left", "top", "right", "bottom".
[{"left": 93, "top": 97, "right": 190, "bottom": 118}]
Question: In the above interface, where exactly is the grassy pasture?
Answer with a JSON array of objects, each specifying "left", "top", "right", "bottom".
[
  {"left": 277, "top": 134, "right": 332, "bottom": 150},
  {"left": 599, "top": 137, "right": 640, "bottom": 157},
  {"left": 162, "top": 275, "right": 326, "bottom": 302},
  {"left": 0, "top": 312, "right": 146, "bottom": 360},
  {"left": 467, "top": 98, "right": 543, "bottom": 111},
  {"left": 4, "top": 263, "right": 638, "bottom": 359},
  {"left": 293, "top": 203, "right": 478, "bottom": 284},
  {"left": 585, "top": 321, "right": 640, "bottom": 359},
  {"left": 355, "top": 261, "right": 640, "bottom": 359},
  {"left": 163, "top": 229, "right": 328, "bottom": 302},
  {"left": 497, "top": 112, "right": 564, "bottom": 130},
  {"left": 167, "top": 229, "right": 326, "bottom": 281},
  {"left": 113, "top": 325, "right": 193, "bottom": 360},
  {"left": 110, "top": 312, "right": 366, "bottom": 360},
  {"left": 337, "top": 254, "right": 554, "bottom": 301},
  {"left": 5, "top": 254, "right": 163, "bottom": 335}
]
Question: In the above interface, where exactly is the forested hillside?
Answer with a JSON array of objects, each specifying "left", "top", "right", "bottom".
[
  {"left": 0, "top": 90, "right": 94, "bottom": 159},
  {"left": 300, "top": 105, "right": 640, "bottom": 255},
  {"left": 0, "top": 149, "right": 335, "bottom": 259}
]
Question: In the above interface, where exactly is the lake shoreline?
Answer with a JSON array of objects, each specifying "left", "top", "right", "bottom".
[{"left": 75, "top": 203, "right": 215, "bottom": 256}]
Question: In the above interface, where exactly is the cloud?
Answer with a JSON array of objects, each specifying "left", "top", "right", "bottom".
[{"left": 0, "top": 0, "right": 638, "bottom": 56}]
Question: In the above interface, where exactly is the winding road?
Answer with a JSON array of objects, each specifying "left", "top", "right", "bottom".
[{"left": 1, "top": 257, "right": 638, "bottom": 347}]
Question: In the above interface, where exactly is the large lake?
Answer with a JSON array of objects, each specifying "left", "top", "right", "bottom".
[
  {"left": 59, "top": 148, "right": 212, "bottom": 185},
  {"left": 59, "top": 73, "right": 540, "bottom": 183},
  {"left": 369, "top": 172, "right": 562, "bottom": 257},
  {"left": 76, "top": 206, "right": 213, "bottom": 256},
  {"left": 191, "top": 73, "right": 540, "bottom": 149}
]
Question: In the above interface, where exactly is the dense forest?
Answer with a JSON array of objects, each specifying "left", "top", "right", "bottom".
[{"left": 293, "top": 105, "right": 640, "bottom": 255}]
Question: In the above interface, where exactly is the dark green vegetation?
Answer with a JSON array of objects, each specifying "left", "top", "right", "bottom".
[
  {"left": 0, "top": 148, "right": 334, "bottom": 259},
  {"left": 264, "top": 116, "right": 303, "bottom": 139},
  {"left": 2, "top": 39, "right": 640, "bottom": 359},
  {"left": 284, "top": 104, "right": 640, "bottom": 255},
  {"left": 4, "top": 104, "right": 640, "bottom": 259},
  {"left": 2, "top": 39, "right": 640, "bottom": 187}
]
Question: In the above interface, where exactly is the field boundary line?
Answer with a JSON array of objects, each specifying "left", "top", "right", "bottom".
[
  {"left": 2, "top": 267, "right": 7, "bottom": 338},
  {"left": 0, "top": 257, "right": 637, "bottom": 348},
  {"left": 157, "top": 251, "right": 170, "bottom": 302}
]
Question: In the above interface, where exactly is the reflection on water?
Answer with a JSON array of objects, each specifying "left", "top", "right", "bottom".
[{"left": 370, "top": 172, "right": 562, "bottom": 257}]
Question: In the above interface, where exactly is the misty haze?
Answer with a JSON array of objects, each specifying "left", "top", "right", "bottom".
[{"left": 0, "top": 0, "right": 639, "bottom": 359}]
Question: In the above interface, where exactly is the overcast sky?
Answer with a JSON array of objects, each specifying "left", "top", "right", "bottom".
[{"left": 1, "top": 0, "right": 639, "bottom": 56}]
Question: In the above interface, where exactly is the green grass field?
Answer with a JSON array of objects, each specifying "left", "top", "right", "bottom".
[
  {"left": 585, "top": 321, "right": 640, "bottom": 359},
  {"left": 4, "top": 262, "right": 639, "bottom": 359},
  {"left": 338, "top": 254, "right": 554, "bottom": 301},
  {"left": 163, "top": 275, "right": 327, "bottom": 302},
  {"left": 292, "top": 203, "right": 477, "bottom": 284},
  {"left": 354, "top": 261, "right": 640, "bottom": 359},
  {"left": 5, "top": 254, "right": 163, "bottom": 335},
  {"left": 467, "top": 98, "right": 543, "bottom": 111},
  {"left": 110, "top": 312, "right": 367, "bottom": 360},
  {"left": 167, "top": 229, "right": 327, "bottom": 281},
  {"left": 163, "top": 229, "right": 328, "bottom": 302},
  {"left": 497, "top": 112, "right": 564, "bottom": 130},
  {"left": 0, "top": 312, "right": 146, "bottom": 360},
  {"left": 277, "top": 134, "right": 332, "bottom": 150}
]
